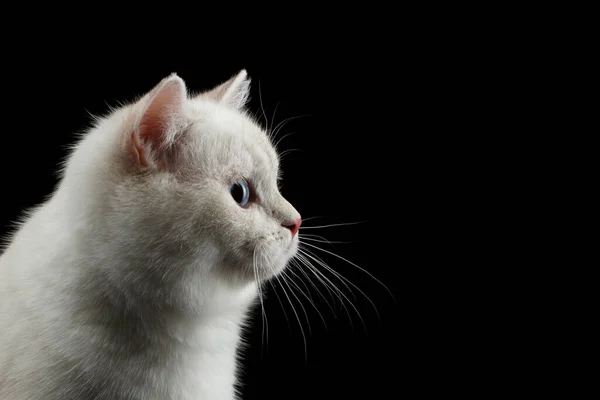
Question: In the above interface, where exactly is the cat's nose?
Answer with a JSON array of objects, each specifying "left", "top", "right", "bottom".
[{"left": 282, "top": 217, "right": 302, "bottom": 238}]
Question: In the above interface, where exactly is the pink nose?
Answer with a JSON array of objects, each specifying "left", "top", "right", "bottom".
[{"left": 282, "top": 217, "right": 302, "bottom": 238}]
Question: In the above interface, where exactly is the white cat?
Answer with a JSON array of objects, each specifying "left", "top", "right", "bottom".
[{"left": 0, "top": 70, "right": 302, "bottom": 400}]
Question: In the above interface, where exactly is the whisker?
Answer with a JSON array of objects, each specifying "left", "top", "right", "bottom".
[
  {"left": 281, "top": 270, "right": 313, "bottom": 336},
  {"left": 297, "top": 248, "right": 355, "bottom": 299},
  {"left": 268, "top": 279, "right": 290, "bottom": 329},
  {"left": 285, "top": 263, "right": 328, "bottom": 329},
  {"left": 301, "top": 241, "right": 395, "bottom": 302},
  {"left": 286, "top": 261, "right": 315, "bottom": 301},
  {"left": 296, "top": 252, "right": 364, "bottom": 332},
  {"left": 270, "top": 101, "right": 280, "bottom": 137},
  {"left": 258, "top": 80, "right": 271, "bottom": 134},
  {"left": 290, "top": 258, "right": 337, "bottom": 316},
  {"left": 294, "top": 252, "right": 340, "bottom": 305},
  {"left": 299, "top": 216, "right": 323, "bottom": 223},
  {"left": 299, "top": 246, "right": 381, "bottom": 322},
  {"left": 300, "top": 221, "right": 367, "bottom": 230},
  {"left": 253, "top": 247, "right": 268, "bottom": 354},
  {"left": 274, "top": 132, "right": 295, "bottom": 151},
  {"left": 274, "top": 273, "right": 308, "bottom": 361},
  {"left": 270, "top": 114, "right": 311, "bottom": 141},
  {"left": 263, "top": 249, "right": 309, "bottom": 359},
  {"left": 298, "top": 233, "right": 330, "bottom": 241},
  {"left": 279, "top": 148, "right": 301, "bottom": 159},
  {"left": 300, "top": 236, "right": 357, "bottom": 245}
]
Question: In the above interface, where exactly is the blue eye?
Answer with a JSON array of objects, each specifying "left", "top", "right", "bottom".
[{"left": 229, "top": 179, "right": 250, "bottom": 207}]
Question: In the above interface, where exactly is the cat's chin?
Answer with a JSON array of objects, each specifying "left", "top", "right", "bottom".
[
  {"left": 220, "top": 240, "right": 299, "bottom": 284},
  {"left": 254, "top": 259, "right": 290, "bottom": 281},
  {"left": 257, "top": 242, "right": 299, "bottom": 282},
  {"left": 248, "top": 253, "right": 296, "bottom": 283}
]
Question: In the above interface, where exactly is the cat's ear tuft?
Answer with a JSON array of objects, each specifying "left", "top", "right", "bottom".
[
  {"left": 200, "top": 69, "right": 250, "bottom": 111},
  {"left": 130, "top": 74, "right": 187, "bottom": 169}
]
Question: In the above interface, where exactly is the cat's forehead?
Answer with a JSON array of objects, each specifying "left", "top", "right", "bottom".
[{"left": 186, "top": 100, "right": 279, "bottom": 174}]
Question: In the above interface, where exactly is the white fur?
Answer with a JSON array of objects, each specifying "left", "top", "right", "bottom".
[{"left": 0, "top": 71, "right": 301, "bottom": 400}]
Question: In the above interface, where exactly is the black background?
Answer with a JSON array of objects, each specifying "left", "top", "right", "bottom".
[
  {"left": 0, "top": 34, "right": 478, "bottom": 399},
  {"left": 0, "top": 8, "right": 568, "bottom": 397}
]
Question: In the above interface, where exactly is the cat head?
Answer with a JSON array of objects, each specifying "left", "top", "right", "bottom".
[{"left": 68, "top": 71, "right": 301, "bottom": 291}]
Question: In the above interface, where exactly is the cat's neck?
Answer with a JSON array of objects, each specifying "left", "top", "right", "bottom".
[{"left": 81, "top": 268, "right": 257, "bottom": 349}]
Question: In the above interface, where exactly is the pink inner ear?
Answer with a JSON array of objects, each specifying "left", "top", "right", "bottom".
[
  {"left": 133, "top": 77, "right": 186, "bottom": 167},
  {"left": 130, "top": 131, "right": 148, "bottom": 167},
  {"left": 139, "top": 79, "right": 185, "bottom": 145}
]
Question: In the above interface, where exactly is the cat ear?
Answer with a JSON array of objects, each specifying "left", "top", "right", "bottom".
[
  {"left": 130, "top": 74, "right": 187, "bottom": 169},
  {"left": 200, "top": 69, "right": 250, "bottom": 111}
]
